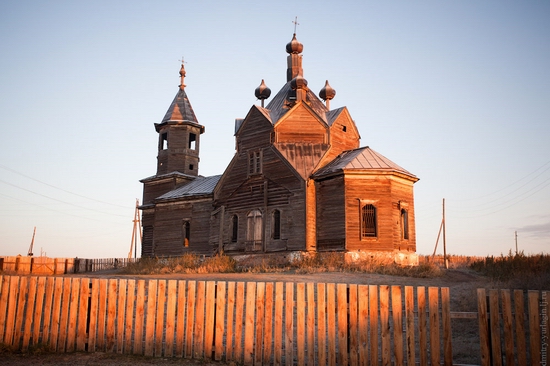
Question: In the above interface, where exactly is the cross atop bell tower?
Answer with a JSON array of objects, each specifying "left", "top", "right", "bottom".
[{"left": 154, "top": 61, "right": 205, "bottom": 176}]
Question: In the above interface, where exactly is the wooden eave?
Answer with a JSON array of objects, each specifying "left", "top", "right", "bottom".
[
  {"left": 154, "top": 120, "right": 205, "bottom": 134},
  {"left": 273, "top": 100, "right": 329, "bottom": 130}
]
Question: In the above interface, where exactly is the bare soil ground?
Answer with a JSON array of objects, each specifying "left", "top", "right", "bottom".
[{"left": 2, "top": 268, "right": 493, "bottom": 365}]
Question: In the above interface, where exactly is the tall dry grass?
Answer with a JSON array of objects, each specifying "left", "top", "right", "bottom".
[{"left": 469, "top": 251, "right": 550, "bottom": 290}]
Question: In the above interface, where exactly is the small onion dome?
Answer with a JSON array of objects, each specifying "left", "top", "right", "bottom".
[
  {"left": 286, "top": 33, "right": 304, "bottom": 54},
  {"left": 319, "top": 80, "right": 336, "bottom": 101},
  {"left": 290, "top": 74, "right": 308, "bottom": 90},
  {"left": 254, "top": 79, "right": 271, "bottom": 100}
]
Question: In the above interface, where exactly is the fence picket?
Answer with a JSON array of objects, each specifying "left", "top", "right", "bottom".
[
  {"left": 214, "top": 281, "right": 226, "bottom": 361},
  {"left": 348, "top": 284, "right": 358, "bottom": 366},
  {"left": 285, "top": 282, "right": 294, "bottom": 366},
  {"left": 88, "top": 278, "right": 100, "bottom": 352},
  {"left": 122, "top": 279, "right": 135, "bottom": 354},
  {"left": 4, "top": 276, "right": 19, "bottom": 346},
  {"left": 225, "top": 281, "right": 235, "bottom": 360},
  {"left": 0, "top": 276, "right": 11, "bottom": 343},
  {"left": 327, "top": 283, "right": 336, "bottom": 366},
  {"left": 306, "top": 282, "right": 315, "bottom": 366},
  {"left": 144, "top": 279, "right": 158, "bottom": 357},
  {"left": 165, "top": 280, "right": 177, "bottom": 357},
  {"left": 13, "top": 276, "right": 28, "bottom": 349},
  {"left": 500, "top": 290, "right": 515, "bottom": 366},
  {"left": 133, "top": 280, "right": 146, "bottom": 355},
  {"left": 358, "top": 285, "right": 368, "bottom": 366},
  {"left": 263, "top": 282, "right": 274, "bottom": 365},
  {"left": 429, "top": 287, "right": 441, "bottom": 366},
  {"left": 76, "top": 278, "right": 90, "bottom": 352},
  {"left": 379, "top": 285, "right": 390, "bottom": 366},
  {"left": 116, "top": 279, "right": 127, "bottom": 354},
  {"left": 317, "top": 282, "right": 327, "bottom": 366},
  {"left": 194, "top": 281, "right": 206, "bottom": 358},
  {"left": 254, "top": 282, "right": 265, "bottom": 365},
  {"left": 66, "top": 277, "right": 81, "bottom": 352},
  {"left": 513, "top": 289, "right": 527, "bottom": 366},
  {"left": 243, "top": 281, "right": 257, "bottom": 365},
  {"left": 368, "top": 285, "right": 378, "bottom": 366},
  {"left": 337, "top": 283, "right": 348, "bottom": 366},
  {"left": 391, "top": 285, "right": 404, "bottom": 366},
  {"left": 56, "top": 277, "right": 72, "bottom": 352},
  {"left": 404, "top": 286, "right": 415, "bottom": 366},
  {"left": 22, "top": 277, "right": 36, "bottom": 350},
  {"left": 175, "top": 280, "right": 186, "bottom": 358},
  {"left": 204, "top": 281, "right": 216, "bottom": 359},
  {"left": 274, "top": 281, "right": 284, "bottom": 366},
  {"left": 154, "top": 280, "right": 166, "bottom": 357},
  {"left": 418, "top": 286, "right": 428, "bottom": 366},
  {"left": 441, "top": 287, "right": 453, "bottom": 366},
  {"left": 528, "top": 291, "right": 541, "bottom": 365},
  {"left": 32, "top": 277, "right": 46, "bottom": 347},
  {"left": 95, "top": 279, "right": 108, "bottom": 351},
  {"left": 296, "top": 283, "right": 306, "bottom": 366},
  {"left": 488, "top": 289, "right": 502, "bottom": 366},
  {"left": 106, "top": 279, "right": 118, "bottom": 353},
  {"left": 477, "top": 288, "right": 490, "bottom": 366},
  {"left": 184, "top": 281, "right": 196, "bottom": 358}
]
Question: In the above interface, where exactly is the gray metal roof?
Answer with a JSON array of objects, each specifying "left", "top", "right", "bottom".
[
  {"left": 265, "top": 82, "right": 328, "bottom": 124},
  {"left": 156, "top": 175, "right": 222, "bottom": 201},
  {"left": 313, "top": 146, "right": 418, "bottom": 180},
  {"left": 160, "top": 88, "right": 198, "bottom": 124}
]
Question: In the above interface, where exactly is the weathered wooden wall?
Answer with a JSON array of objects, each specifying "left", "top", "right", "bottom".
[
  {"left": 315, "top": 176, "right": 346, "bottom": 251},
  {"left": 152, "top": 198, "right": 213, "bottom": 256}
]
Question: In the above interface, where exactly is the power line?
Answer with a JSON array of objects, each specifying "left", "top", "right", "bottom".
[
  {"left": 0, "top": 179, "right": 128, "bottom": 218},
  {"left": 0, "top": 164, "right": 130, "bottom": 209}
]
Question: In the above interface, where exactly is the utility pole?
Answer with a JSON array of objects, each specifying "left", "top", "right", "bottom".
[
  {"left": 442, "top": 198, "right": 448, "bottom": 269},
  {"left": 515, "top": 231, "right": 518, "bottom": 255},
  {"left": 128, "top": 199, "right": 142, "bottom": 259},
  {"left": 28, "top": 227, "right": 36, "bottom": 256},
  {"left": 432, "top": 198, "right": 448, "bottom": 269}
]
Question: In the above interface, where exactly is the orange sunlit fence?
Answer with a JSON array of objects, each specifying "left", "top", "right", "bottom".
[{"left": 0, "top": 275, "right": 458, "bottom": 365}]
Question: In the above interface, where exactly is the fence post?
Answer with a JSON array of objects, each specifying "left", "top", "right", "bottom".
[{"left": 477, "top": 289, "right": 491, "bottom": 366}]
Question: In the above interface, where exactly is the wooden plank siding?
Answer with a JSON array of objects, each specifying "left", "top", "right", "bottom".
[
  {"left": 315, "top": 175, "right": 346, "bottom": 251},
  {"left": 344, "top": 174, "right": 416, "bottom": 252},
  {"left": 152, "top": 198, "right": 213, "bottom": 256}
]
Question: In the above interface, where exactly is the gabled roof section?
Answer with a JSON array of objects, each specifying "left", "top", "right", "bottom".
[
  {"left": 140, "top": 171, "right": 195, "bottom": 183},
  {"left": 265, "top": 82, "right": 328, "bottom": 125},
  {"left": 326, "top": 107, "right": 345, "bottom": 127},
  {"left": 313, "top": 146, "right": 418, "bottom": 181},
  {"left": 160, "top": 88, "right": 199, "bottom": 124},
  {"left": 156, "top": 175, "right": 222, "bottom": 201}
]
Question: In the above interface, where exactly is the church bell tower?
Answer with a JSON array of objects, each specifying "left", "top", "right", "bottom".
[{"left": 155, "top": 62, "right": 204, "bottom": 176}]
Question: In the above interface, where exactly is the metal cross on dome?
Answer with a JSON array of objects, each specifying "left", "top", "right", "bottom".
[{"left": 292, "top": 16, "right": 300, "bottom": 34}]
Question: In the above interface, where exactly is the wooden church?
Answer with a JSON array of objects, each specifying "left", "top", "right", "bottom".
[{"left": 140, "top": 33, "right": 419, "bottom": 261}]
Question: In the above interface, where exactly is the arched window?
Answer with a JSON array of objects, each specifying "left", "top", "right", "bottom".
[
  {"left": 272, "top": 209, "right": 281, "bottom": 240},
  {"left": 182, "top": 221, "right": 190, "bottom": 247},
  {"left": 231, "top": 215, "right": 239, "bottom": 243},
  {"left": 247, "top": 209, "right": 263, "bottom": 251},
  {"left": 361, "top": 204, "right": 377, "bottom": 238},
  {"left": 401, "top": 209, "right": 409, "bottom": 240}
]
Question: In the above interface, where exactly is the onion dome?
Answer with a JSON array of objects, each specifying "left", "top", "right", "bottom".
[
  {"left": 319, "top": 80, "right": 336, "bottom": 101},
  {"left": 286, "top": 33, "right": 304, "bottom": 54},
  {"left": 255, "top": 79, "right": 271, "bottom": 100},
  {"left": 290, "top": 74, "right": 308, "bottom": 90}
]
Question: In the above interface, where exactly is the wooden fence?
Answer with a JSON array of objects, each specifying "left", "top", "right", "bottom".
[
  {"left": 477, "top": 288, "right": 549, "bottom": 366},
  {"left": 0, "top": 275, "right": 454, "bottom": 365},
  {"left": 0, "top": 256, "right": 138, "bottom": 275}
]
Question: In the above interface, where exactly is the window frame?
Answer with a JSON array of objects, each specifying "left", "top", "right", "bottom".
[
  {"left": 359, "top": 201, "right": 378, "bottom": 239},
  {"left": 248, "top": 150, "right": 262, "bottom": 176}
]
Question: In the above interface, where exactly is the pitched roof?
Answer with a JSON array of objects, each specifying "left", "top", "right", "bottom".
[
  {"left": 265, "top": 82, "right": 328, "bottom": 124},
  {"left": 160, "top": 88, "right": 198, "bottom": 124},
  {"left": 156, "top": 175, "right": 222, "bottom": 201},
  {"left": 313, "top": 146, "right": 418, "bottom": 180}
]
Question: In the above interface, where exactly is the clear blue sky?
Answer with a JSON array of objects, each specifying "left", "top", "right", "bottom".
[{"left": 1, "top": 1, "right": 549, "bottom": 258}]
